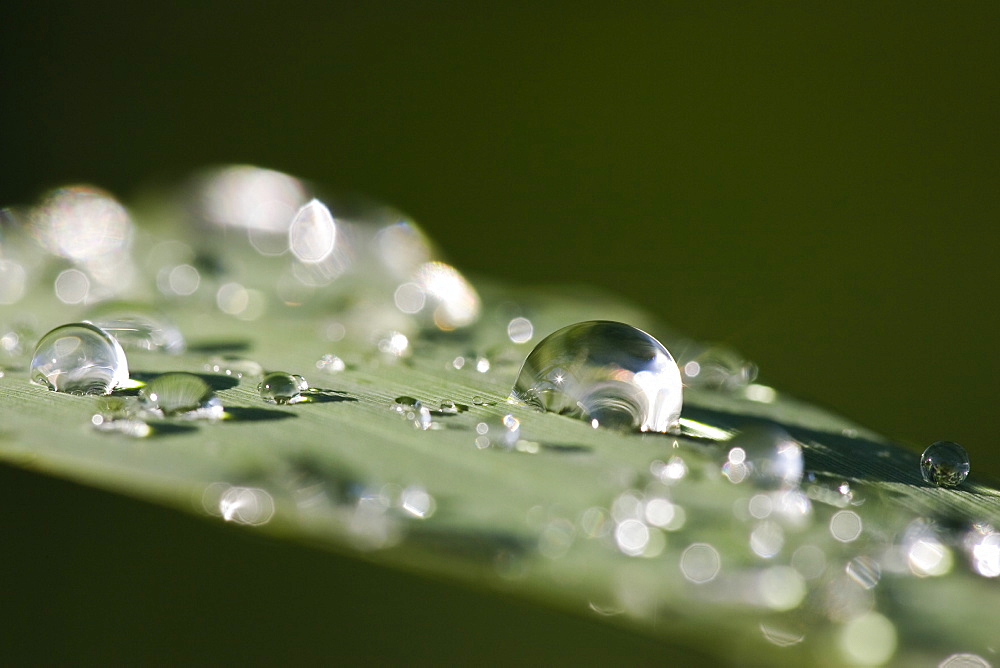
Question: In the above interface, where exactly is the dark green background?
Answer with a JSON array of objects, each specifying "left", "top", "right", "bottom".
[{"left": 1, "top": 3, "right": 997, "bottom": 661}]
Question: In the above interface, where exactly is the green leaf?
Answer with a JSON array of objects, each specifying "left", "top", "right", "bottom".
[{"left": 2, "top": 202, "right": 998, "bottom": 666}]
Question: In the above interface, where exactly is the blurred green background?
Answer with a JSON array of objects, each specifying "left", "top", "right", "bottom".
[{"left": 1, "top": 3, "right": 997, "bottom": 661}]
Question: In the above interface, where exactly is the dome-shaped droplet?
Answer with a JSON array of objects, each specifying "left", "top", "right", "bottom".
[
  {"left": 510, "top": 321, "right": 682, "bottom": 432},
  {"left": 258, "top": 371, "right": 307, "bottom": 405},
  {"left": 85, "top": 301, "right": 186, "bottom": 354},
  {"left": 139, "top": 372, "right": 222, "bottom": 418},
  {"left": 723, "top": 425, "right": 803, "bottom": 490},
  {"left": 920, "top": 441, "right": 970, "bottom": 487},
  {"left": 30, "top": 322, "right": 130, "bottom": 395}
]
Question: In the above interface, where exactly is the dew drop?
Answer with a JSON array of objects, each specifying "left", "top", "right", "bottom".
[
  {"left": 258, "top": 372, "right": 307, "bottom": 405},
  {"left": 139, "top": 372, "right": 223, "bottom": 419},
  {"left": 920, "top": 441, "right": 970, "bottom": 487},
  {"left": 437, "top": 400, "right": 459, "bottom": 414},
  {"left": 85, "top": 301, "right": 186, "bottom": 354},
  {"left": 723, "top": 425, "right": 803, "bottom": 490},
  {"left": 315, "top": 354, "right": 346, "bottom": 373},
  {"left": 510, "top": 321, "right": 682, "bottom": 433},
  {"left": 680, "top": 345, "right": 757, "bottom": 391},
  {"left": 30, "top": 322, "right": 130, "bottom": 395}
]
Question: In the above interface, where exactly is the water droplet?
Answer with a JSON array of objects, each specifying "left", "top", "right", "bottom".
[
  {"left": 85, "top": 301, "right": 186, "bottom": 354},
  {"left": 54, "top": 268, "right": 90, "bottom": 304},
  {"left": 829, "top": 510, "right": 863, "bottom": 543},
  {"left": 195, "top": 165, "right": 307, "bottom": 233},
  {"left": 139, "top": 372, "right": 223, "bottom": 419},
  {"left": 510, "top": 321, "right": 682, "bottom": 433},
  {"left": 31, "top": 185, "right": 133, "bottom": 263},
  {"left": 940, "top": 653, "right": 992, "bottom": 668},
  {"left": 680, "top": 345, "right": 757, "bottom": 391},
  {"left": 723, "top": 426, "right": 803, "bottom": 490},
  {"left": 838, "top": 611, "right": 897, "bottom": 666},
  {"left": 846, "top": 555, "right": 881, "bottom": 589},
  {"left": 920, "top": 440, "right": 970, "bottom": 487},
  {"left": 0, "top": 259, "right": 27, "bottom": 305},
  {"left": 507, "top": 317, "right": 534, "bottom": 344},
  {"left": 399, "top": 485, "right": 436, "bottom": 518},
  {"left": 30, "top": 322, "right": 130, "bottom": 395},
  {"left": 377, "top": 331, "right": 410, "bottom": 358},
  {"left": 680, "top": 542, "right": 721, "bottom": 583},
  {"left": 437, "top": 400, "right": 459, "bottom": 414},
  {"left": 289, "top": 199, "right": 337, "bottom": 263},
  {"left": 410, "top": 261, "right": 481, "bottom": 331},
  {"left": 315, "top": 354, "right": 346, "bottom": 373},
  {"left": 258, "top": 372, "right": 307, "bottom": 405},
  {"left": 472, "top": 395, "right": 485, "bottom": 405}
]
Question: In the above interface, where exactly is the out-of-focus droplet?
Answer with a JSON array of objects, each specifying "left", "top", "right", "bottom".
[
  {"left": 507, "top": 317, "right": 534, "bottom": 344},
  {"left": 377, "top": 331, "right": 410, "bottom": 358},
  {"left": 839, "top": 611, "right": 897, "bottom": 666},
  {"left": 86, "top": 302, "right": 186, "bottom": 354},
  {"left": 315, "top": 354, "right": 346, "bottom": 373},
  {"left": 510, "top": 321, "right": 682, "bottom": 433},
  {"left": 289, "top": 199, "right": 337, "bottom": 263},
  {"left": 723, "top": 426, "right": 803, "bottom": 490},
  {"left": 258, "top": 371, "right": 307, "bottom": 405},
  {"left": 0, "top": 259, "right": 27, "bottom": 304},
  {"left": 965, "top": 524, "right": 1000, "bottom": 578},
  {"left": 939, "top": 653, "right": 992, "bottom": 668},
  {"left": 31, "top": 186, "right": 133, "bottom": 263},
  {"left": 54, "top": 268, "right": 90, "bottom": 304},
  {"left": 830, "top": 510, "right": 863, "bottom": 543},
  {"left": 139, "top": 372, "right": 222, "bottom": 419},
  {"left": 399, "top": 485, "right": 436, "bottom": 519},
  {"left": 904, "top": 519, "right": 953, "bottom": 577},
  {"left": 920, "top": 441, "right": 970, "bottom": 487},
  {"left": 680, "top": 543, "right": 721, "bottom": 583},
  {"left": 409, "top": 261, "right": 481, "bottom": 331},
  {"left": 217, "top": 486, "right": 276, "bottom": 526},
  {"left": 681, "top": 345, "right": 757, "bottom": 391},
  {"left": 846, "top": 555, "right": 881, "bottom": 589},
  {"left": 195, "top": 165, "right": 307, "bottom": 234},
  {"left": 30, "top": 322, "right": 130, "bottom": 395}
]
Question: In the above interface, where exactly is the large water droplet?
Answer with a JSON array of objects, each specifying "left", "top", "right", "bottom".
[
  {"left": 509, "top": 321, "right": 682, "bottom": 432},
  {"left": 258, "top": 372, "right": 308, "bottom": 405},
  {"left": 920, "top": 441, "right": 970, "bottom": 487},
  {"left": 85, "top": 301, "right": 186, "bottom": 354},
  {"left": 30, "top": 322, "right": 130, "bottom": 395},
  {"left": 139, "top": 372, "right": 222, "bottom": 418}
]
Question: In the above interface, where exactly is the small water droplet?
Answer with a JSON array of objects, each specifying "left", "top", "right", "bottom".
[
  {"left": 85, "top": 301, "right": 186, "bottom": 354},
  {"left": 680, "top": 345, "right": 757, "bottom": 391},
  {"left": 510, "top": 321, "right": 682, "bottom": 432},
  {"left": 507, "top": 317, "right": 534, "bottom": 344},
  {"left": 723, "top": 426, "right": 803, "bottom": 490},
  {"left": 920, "top": 441, "right": 970, "bottom": 487},
  {"left": 846, "top": 555, "right": 881, "bottom": 590},
  {"left": 472, "top": 395, "right": 485, "bottom": 405},
  {"left": 437, "top": 400, "right": 459, "bottom": 414},
  {"left": 377, "top": 331, "right": 410, "bottom": 358},
  {"left": 139, "top": 372, "right": 223, "bottom": 419},
  {"left": 258, "top": 372, "right": 307, "bottom": 405},
  {"left": 315, "top": 353, "right": 346, "bottom": 373},
  {"left": 30, "top": 322, "right": 130, "bottom": 395}
]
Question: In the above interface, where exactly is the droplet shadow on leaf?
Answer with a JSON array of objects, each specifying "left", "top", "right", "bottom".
[
  {"left": 186, "top": 340, "right": 252, "bottom": 354},
  {"left": 538, "top": 443, "right": 593, "bottom": 455},
  {"left": 146, "top": 422, "right": 200, "bottom": 436},
  {"left": 128, "top": 371, "right": 241, "bottom": 393},
  {"left": 223, "top": 407, "right": 297, "bottom": 422},
  {"left": 300, "top": 389, "right": 358, "bottom": 404}
]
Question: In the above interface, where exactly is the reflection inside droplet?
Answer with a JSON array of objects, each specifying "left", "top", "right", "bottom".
[{"left": 510, "top": 321, "right": 683, "bottom": 433}]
